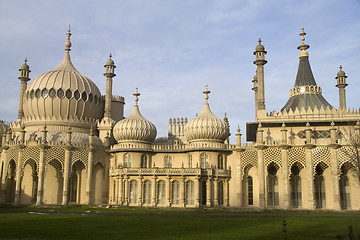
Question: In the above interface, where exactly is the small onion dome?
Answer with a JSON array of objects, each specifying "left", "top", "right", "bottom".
[
  {"left": 255, "top": 37, "right": 265, "bottom": 52},
  {"left": 337, "top": 65, "right": 346, "bottom": 77},
  {"left": 113, "top": 88, "right": 157, "bottom": 143},
  {"left": 105, "top": 53, "right": 115, "bottom": 66},
  {"left": 20, "top": 58, "right": 30, "bottom": 70},
  {"left": 184, "top": 86, "right": 230, "bottom": 143}
]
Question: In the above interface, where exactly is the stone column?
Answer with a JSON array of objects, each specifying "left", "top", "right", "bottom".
[
  {"left": 166, "top": 176, "right": 171, "bottom": 207},
  {"left": 124, "top": 176, "right": 129, "bottom": 206},
  {"left": 281, "top": 146, "right": 290, "bottom": 209},
  {"left": 138, "top": 176, "right": 143, "bottom": 206},
  {"left": 119, "top": 176, "right": 124, "bottom": 205},
  {"left": 257, "top": 148, "right": 266, "bottom": 208},
  {"left": 225, "top": 179, "right": 230, "bottom": 207},
  {"left": 62, "top": 128, "right": 72, "bottom": 205},
  {"left": 330, "top": 147, "right": 341, "bottom": 210},
  {"left": 206, "top": 177, "right": 212, "bottom": 207},
  {"left": 0, "top": 145, "right": 8, "bottom": 203},
  {"left": 305, "top": 146, "right": 315, "bottom": 210},
  {"left": 36, "top": 147, "right": 46, "bottom": 205},
  {"left": 180, "top": 176, "right": 185, "bottom": 207},
  {"left": 195, "top": 176, "right": 200, "bottom": 207},
  {"left": 14, "top": 148, "right": 24, "bottom": 205},
  {"left": 214, "top": 177, "right": 218, "bottom": 206},
  {"left": 86, "top": 148, "right": 94, "bottom": 205},
  {"left": 152, "top": 176, "right": 157, "bottom": 207}
]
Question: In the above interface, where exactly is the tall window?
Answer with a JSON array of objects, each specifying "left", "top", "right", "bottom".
[
  {"left": 164, "top": 155, "right": 172, "bottom": 168},
  {"left": 124, "top": 154, "right": 132, "bottom": 168},
  {"left": 340, "top": 172, "right": 351, "bottom": 209},
  {"left": 201, "top": 181, "right": 207, "bottom": 205},
  {"left": 247, "top": 176, "right": 254, "bottom": 206},
  {"left": 172, "top": 180, "right": 180, "bottom": 205},
  {"left": 218, "top": 181, "right": 224, "bottom": 205},
  {"left": 290, "top": 164, "right": 302, "bottom": 207},
  {"left": 129, "top": 180, "right": 138, "bottom": 204},
  {"left": 200, "top": 153, "right": 208, "bottom": 169},
  {"left": 186, "top": 180, "right": 194, "bottom": 205},
  {"left": 188, "top": 155, "right": 192, "bottom": 168},
  {"left": 141, "top": 155, "right": 148, "bottom": 168},
  {"left": 267, "top": 164, "right": 279, "bottom": 207},
  {"left": 143, "top": 180, "right": 151, "bottom": 204},
  {"left": 218, "top": 154, "right": 224, "bottom": 169},
  {"left": 314, "top": 165, "right": 326, "bottom": 208},
  {"left": 157, "top": 180, "right": 166, "bottom": 205}
]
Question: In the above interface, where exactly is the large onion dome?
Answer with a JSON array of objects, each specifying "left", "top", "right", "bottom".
[
  {"left": 22, "top": 27, "right": 103, "bottom": 130},
  {"left": 113, "top": 88, "right": 157, "bottom": 144},
  {"left": 184, "top": 86, "right": 230, "bottom": 144}
]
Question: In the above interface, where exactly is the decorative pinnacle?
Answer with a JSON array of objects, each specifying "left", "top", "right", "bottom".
[
  {"left": 65, "top": 24, "right": 72, "bottom": 53},
  {"left": 258, "top": 36, "right": 261, "bottom": 45},
  {"left": 300, "top": 27, "right": 306, "bottom": 45},
  {"left": 109, "top": 53, "right": 112, "bottom": 59},
  {"left": 237, "top": 125, "right": 240, "bottom": 133},
  {"left": 24, "top": 57, "right": 27, "bottom": 64},
  {"left": 339, "top": 64, "right": 342, "bottom": 71},
  {"left": 297, "top": 27, "right": 309, "bottom": 57},
  {"left": 133, "top": 87, "right": 140, "bottom": 105},
  {"left": 203, "top": 85, "right": 210, "bottom": 103}
]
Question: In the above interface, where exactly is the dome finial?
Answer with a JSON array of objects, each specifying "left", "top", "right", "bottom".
[
  {"left": 65, "top": 24, "right": 72, "bottom": 53},
  {"left": 203, "top": 84, "right": 210, "bottom": 103},
  {"left": 133, "top": 87, "right": 140, "bottom": 105},
  {"left": 297, "top": 26, "right": 309, "bottom": 57}
]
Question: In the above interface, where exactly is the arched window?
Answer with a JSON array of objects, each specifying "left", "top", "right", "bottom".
[
  {"left": 200, "top": 153, "right": 208, "bottom": 169},
  {"left": 218, "top": 181, "right": 224, "bottom": 205},
  {"left": 141, "top": 155, "right": 148, "bottom": 168},
  {"left": 340, "top": 165, "right": 351, "bottom": 209},
  {"left": 157, "top": 180, "right": 166, "bottom": 205},
  {"left": 188, "top": 155, "right": 192, "bottom": 168},
  {"left": 290, "top": 164, "right": 302, "bottom": 207},
  {"left": 171, "top": 180, "right": 180, "bottom": 205},
  {"left": 164, "top": 155, "right": 172, "bottom": 168},
  {"left": 143, "top": 180, "right": 151, "bottom": 204},
  {"left": 218, "top": 154, "right": 224, "bottom": 169},
  {"left": 247, "top": 176, "right": 253, "bottom": 206},
  {"left": 185, "top": 180, "right": 194, "bottom": 205},
  {"left": 314, "top": 164, "right": 326, "bottom": 208},
  {"left": 129, "top": 180, "right": 138, "bottom": 204},
  {"left": 124, "top": 154, "right": 132, "bottom": 168},
  {"left": 267, "top": 164, "right": 279, "bottom": 207}
]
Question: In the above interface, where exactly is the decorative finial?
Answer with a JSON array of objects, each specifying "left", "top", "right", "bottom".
[
  {"left": 24, "top": 57, "right": 27, "bottom": 64},
  {"left": 297, "top": 26, "right": 309, "bottom": 57},
  {"left": 258, "top": 36, "right": 261, "bottom": 44},
  {"left": 109, "top": 53, "right": 112, "bottom": 59},
  {"left": 237, "top": 125, "right": 240, "bottom": 133},
  {"left": 203, "top": 85, "right": 210, "bottom": 103},
  {"left": 65, "top": 24, "right": 72, "bottom": 53},
  {"left": 133, "top": 87, "right": 140, "bottom": 105}
]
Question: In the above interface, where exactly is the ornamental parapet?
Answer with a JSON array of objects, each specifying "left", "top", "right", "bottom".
[{"left": 110, "top": 167, "right": 231, "bottom": 178}]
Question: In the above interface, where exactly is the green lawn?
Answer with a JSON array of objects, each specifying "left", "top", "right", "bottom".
[{"left": 0, "top": 206, "right": 359, "bottom": 239}]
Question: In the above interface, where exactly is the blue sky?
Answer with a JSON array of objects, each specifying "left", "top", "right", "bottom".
[{"left": 0, "top": 0, "right": 359, "bottom": 143}]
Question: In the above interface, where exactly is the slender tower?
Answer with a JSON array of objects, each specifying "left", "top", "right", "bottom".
[
  {"left": 253, "top": 37, "right": 267, "bottom": 118},
  {"left": 104, "top": 53, "right": 116, "bottom": 119},
  {"left": 17, "top": 58, "right": 31, "bottom": 120},
  {"left": 335, "top": 65, "right": 348, "bottom": 110},
  {"left": 252, "top": 74, "right": 258, "bottom": 119}
]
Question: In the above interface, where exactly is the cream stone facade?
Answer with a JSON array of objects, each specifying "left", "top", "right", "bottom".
[{"left": 0, "top": 27, "right": 359, "bottom": 210}]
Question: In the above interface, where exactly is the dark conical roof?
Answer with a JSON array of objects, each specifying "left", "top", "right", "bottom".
[{"left": 281, "top": 56, "right": 332, "bottom": 112}]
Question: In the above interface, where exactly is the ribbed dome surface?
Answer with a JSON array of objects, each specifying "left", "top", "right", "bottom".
[
  {"left": 184, "top": 103, "right": 229, "bottom": 143},
  {"left": 113, "top": 92, "right": 157, "bottom": 143},
  {"left": 22, "top": 52, "right": 103, "bottom": 123}
]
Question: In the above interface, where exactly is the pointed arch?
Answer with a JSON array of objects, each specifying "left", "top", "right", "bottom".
[
  {"left": 69, "top": 161, "right": 86, "bottom": 204},
  {"left": 20, "top": 159, "right": 38, "bottom": 204},
  {"left": 92, "top": 162, "right": 104, "bottom": 205},
  {"left": 44, "top": 159, "right": 63, "bottom": 204},
  {"left": 267, "top": 162, "right": 279, "bottom": 207},
  {"left": 5, "top": 159, "right": 16, "bottom": 203}
]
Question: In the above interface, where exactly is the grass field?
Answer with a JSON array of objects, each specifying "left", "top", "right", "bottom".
[{"left": 0, "top": 206, "right": 360, "bottom": 240}]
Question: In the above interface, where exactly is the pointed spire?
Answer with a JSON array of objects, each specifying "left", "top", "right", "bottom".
[
  {"left": 65, "top": 24, "right": 72, "bottom": 53},
  {"left": 203, "top": 84, "right": 210, "bottom": 103},
  {"left": 297, "top": 27, "right": 310, "bottom": 58},
  {"left": 133, "top": 87, "right": 140, "bottom": 106}
]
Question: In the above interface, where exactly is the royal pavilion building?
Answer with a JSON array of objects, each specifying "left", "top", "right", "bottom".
[{"left": 0, "top": 27, "right": 359, "bottom": 210}]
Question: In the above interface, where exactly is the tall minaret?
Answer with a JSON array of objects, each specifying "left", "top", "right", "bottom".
[
  {"left": 17, "top": 58, "right": 31, "bottom": 120},
  {"left": 98, "top": 53, "right": 116, "bottom": 144},
  {"left": 104, "top": 53, "right": 116, "bottom": 119},
  {"left": 335, "top": 65, "right": 348, "bottom": 110},
  {"left": 253, "top": 37, "right": 267, "bottom": 118}
]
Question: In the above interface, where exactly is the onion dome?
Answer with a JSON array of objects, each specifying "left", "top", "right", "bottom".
[
  {"left": 22, "top": 26, "right": 103, "bottom": 130},
  {"left": 337, "top": 65, "right": 346, "bottom": 77},
  {"left": 184, "top": 85, "right": 230, "bottom": 143},
  {"left": 113, "top": 88, "right": 157, "bottom": 143},
  {"left": 255, "top": 37, "right": 265, "bottom": 52},
  {"left": 20, "top": 58, "right": 30, "bottom": 70}
]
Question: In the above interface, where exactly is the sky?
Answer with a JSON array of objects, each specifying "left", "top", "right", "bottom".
[{"left": 0, "top": 0, "right": 359, "bottom": 143}]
